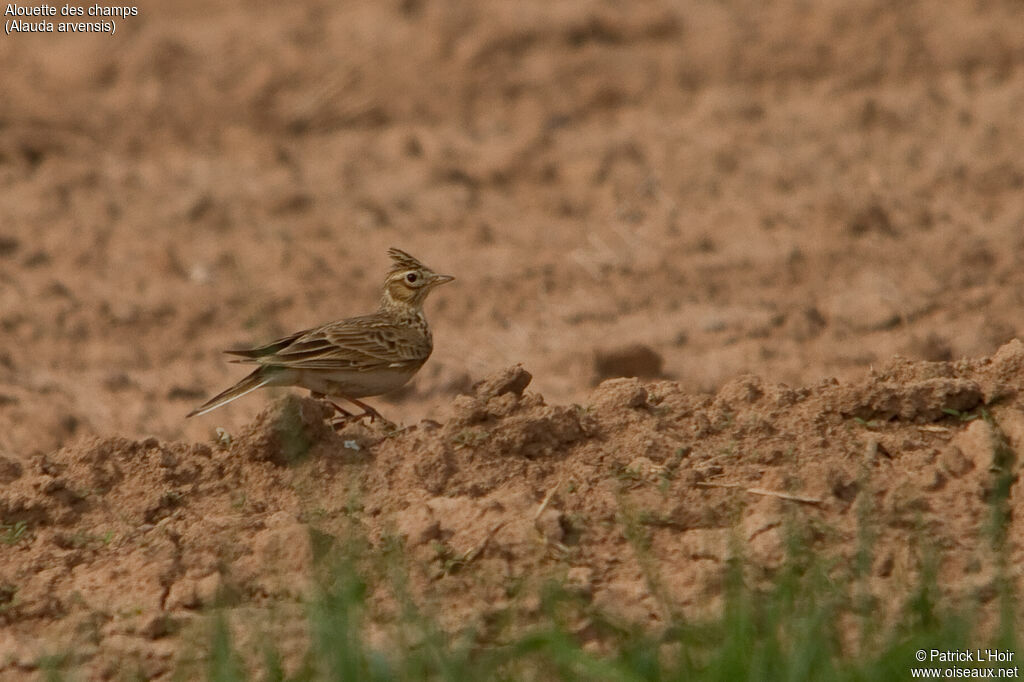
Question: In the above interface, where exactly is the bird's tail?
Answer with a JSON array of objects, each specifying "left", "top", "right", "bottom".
[{"left": 186, "top": 368, "right": 273, "bottom": 418}]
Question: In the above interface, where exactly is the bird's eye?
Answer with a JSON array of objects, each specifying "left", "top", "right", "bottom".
[{"left": 406, "top": 272, "right": 419, "bottom": 283}]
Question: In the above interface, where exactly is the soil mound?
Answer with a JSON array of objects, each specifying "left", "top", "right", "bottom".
[{"left": 3, "top": 343, "right": 1024, "bottom": 677}]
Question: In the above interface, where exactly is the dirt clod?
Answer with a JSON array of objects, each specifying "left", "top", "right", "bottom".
[
  {"left": 232, "top": 396, "right": 340, "bottom": 466},
  {"left": 471, "top": 364, "right": 533, "bottom": 401},
  {"left": 593, "top": 344, "right": 665, "bottom": 383},
  {"left": 837, "top": 376, "right": 984, "bottom": 422}
]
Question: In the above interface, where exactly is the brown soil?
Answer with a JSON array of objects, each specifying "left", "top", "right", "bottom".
[{"left": 2, "top": 0, "right": 1024, "bottom": 678}]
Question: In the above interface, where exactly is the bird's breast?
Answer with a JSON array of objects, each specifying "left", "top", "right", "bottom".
[{"left": 295, "top": 365, "right": 419, "bottom": 399}]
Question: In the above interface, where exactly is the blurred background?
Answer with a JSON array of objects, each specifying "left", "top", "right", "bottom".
[{"left": 1, "top": 0, "right": 1023, "bottom": 454}]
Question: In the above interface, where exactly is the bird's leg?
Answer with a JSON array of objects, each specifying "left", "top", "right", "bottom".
[
  {"left": 310, "top": 391, "right": 354, "bottom": 419},
  {"left": 314, "top": 392, "right": 387, "bottom": 429},
  {"left": 343, "top": 397, "right": 384, "bottom": 423}
]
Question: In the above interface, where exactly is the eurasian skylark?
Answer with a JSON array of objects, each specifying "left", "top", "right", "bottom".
[{"left": 187, "top": 248, "right": 454, "bottom": 424}]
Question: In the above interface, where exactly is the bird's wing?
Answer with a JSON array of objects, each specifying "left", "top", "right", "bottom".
[
  {"left": 241, "top": 316, "right": 430, "bottom": 372},
  {"left": 224, "top": 329, "right": 310, "bottom": 361}
]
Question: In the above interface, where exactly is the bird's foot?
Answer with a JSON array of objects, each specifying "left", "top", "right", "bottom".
[
  {"left": 331, "top": 416, "right": 354, "bottom": 432},
  {"left": 315, "top": 393, "right": 390, "bottom": 430},
  {"left": 331, "top": 411, "right": 398, "bottom": 433}
]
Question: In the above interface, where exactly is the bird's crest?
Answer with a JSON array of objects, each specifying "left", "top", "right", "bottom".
[{"left": 387, "top": 248, "right": 427, "bottom": 273}]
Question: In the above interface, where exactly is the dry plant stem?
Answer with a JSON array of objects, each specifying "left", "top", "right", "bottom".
[
  {"left": 533, "top": 481, "right": 561, "bottom": 524},
  {"left": 463, "top": 521, "right": 508, "bottom": 564},
  {"left": 695, "top": 481, "right": 824, "bottom": 505},
  {"left": 533, "top": 482, "right": 571, "bottom": 556}
]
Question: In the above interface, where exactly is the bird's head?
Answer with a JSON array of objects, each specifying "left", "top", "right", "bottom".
[{"left": 380, "top": 248, "right": 454, "bottom": 309}]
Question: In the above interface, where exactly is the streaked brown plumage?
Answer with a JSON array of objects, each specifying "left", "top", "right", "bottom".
[{"left": 187, "top": 248, "right": 454, "bottom": 422}]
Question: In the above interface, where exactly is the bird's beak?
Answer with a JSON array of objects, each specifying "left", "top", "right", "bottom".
[{"left": 431, "top": 274, "right": 455, "bottom": 286}]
